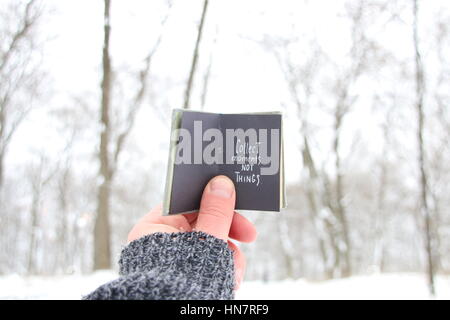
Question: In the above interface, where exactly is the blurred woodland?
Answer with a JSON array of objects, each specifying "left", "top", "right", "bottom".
[{"left": 0, "top": 0, "right": 449, "bottom": 296}]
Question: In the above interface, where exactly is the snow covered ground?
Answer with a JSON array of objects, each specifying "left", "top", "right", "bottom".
[{"left": 0, "top": 272, "right": 449, "bottom": 300}]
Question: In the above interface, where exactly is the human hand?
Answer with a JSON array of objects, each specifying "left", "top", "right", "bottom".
[{"left": 127, "top": 175, "right": 257, "bottom": 289}]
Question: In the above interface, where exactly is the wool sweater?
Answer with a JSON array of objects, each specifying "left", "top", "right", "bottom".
[{"left": 83, "top": 231, "right": 235, "bottom": 300}]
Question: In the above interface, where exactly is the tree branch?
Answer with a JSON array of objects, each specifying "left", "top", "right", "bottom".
[{"left": 183, "top": 0, "right": 209, "bottom": 109}]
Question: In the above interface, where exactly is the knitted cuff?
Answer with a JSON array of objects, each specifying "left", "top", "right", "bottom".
[{"left": 119, "top": 231, "right": 235, "bottom": 290}]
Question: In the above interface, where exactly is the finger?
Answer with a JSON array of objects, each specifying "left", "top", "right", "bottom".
[
  {"left": 141, "top": 204, "right": 192, "bottom": 231},
  {"left": 229, "top": 211, "right": 258, "bottom": 243},
  {"left": 127, "top": 223, "right": 180, "bottom": 243},
  {"left": 228, "top": 240, "right": 246, "bottom": 290},
  {"left": 195, "top": 175, "right": 236, "bottom": 241},
  {"left": 128, "top": 204, "right": 192, "bottom": 243},
  {"left": 183, "top": 212, "right": 199, "bottom": 225}
]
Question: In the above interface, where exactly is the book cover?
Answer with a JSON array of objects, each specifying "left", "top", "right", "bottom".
[{"left": 163, "top": 109, "right": 286, "bottom": 215}]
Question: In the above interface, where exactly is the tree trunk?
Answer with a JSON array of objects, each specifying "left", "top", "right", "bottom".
[
  {"left": 374, "top": 153, "right": 387, "bottom": 272},
  {"left": 301, "top": 138, "right": 333, "bottom": 279},
  {"left": 0, "top": 148, "right": 4, "bottom": 189},
  {"left": 27, "top": 187, "right": 40, "bottom": 274},
  {"left": 183, "top": 0, "right": 209, "bottom": 109},
  {"left": 277, "top": 214, "right": 297, "bottom": 278},
  {"left": 56, "top": 167, "right": 69, "bottom": 273},
  {"left": 333, "top": 106, "right": 351, "bottom": 277},
  {"left": 0, "top": 107, "right": 7, "bottom": 190},
  {"left": 94, "top": 0, "right": 112, "bottom": 270},
  {"left": 413, "top": 0, "right": 435, "bottom": 296}
]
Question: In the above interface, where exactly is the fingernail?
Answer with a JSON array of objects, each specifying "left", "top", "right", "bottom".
[{"left": 210, "top": 176, "right": 234, "bottom": 198}]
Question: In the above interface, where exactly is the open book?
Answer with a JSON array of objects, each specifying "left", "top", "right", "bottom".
[{"left": 163, "top": 109, "right": 286, "bottom": 215}]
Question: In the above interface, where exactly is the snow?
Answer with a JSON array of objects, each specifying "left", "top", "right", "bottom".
[
  {"left": 236, "top": 274, "right": 450, "bottom": 300},
  {"left": 0, "top": 271, "right": 117, "bottom": 300},
  {"left": 0, "top": 272, "right": 449, "bottom": 300}
]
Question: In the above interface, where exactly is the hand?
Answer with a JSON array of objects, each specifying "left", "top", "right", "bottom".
[{"left": 127, "top": 175, "right": 257, "bottom": 289}]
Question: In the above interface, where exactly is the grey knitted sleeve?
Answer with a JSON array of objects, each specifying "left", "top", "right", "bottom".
[{"left": 83, "top": 231, "right": 235, "bottom": 300}]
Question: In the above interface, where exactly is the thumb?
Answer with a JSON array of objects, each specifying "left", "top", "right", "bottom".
[{"left": 195, "top": 175, "right": 236, "bottom": 241}]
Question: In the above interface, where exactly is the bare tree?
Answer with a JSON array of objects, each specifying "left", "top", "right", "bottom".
[
  {"left": 277, "top": 213, "right": 297, "bottom": 278},
  {"left": 0, "top": 0, "right": 42, "bottom": 190},
  {"left": 329, "top": 91, "right": 353, "bottom": 277},
  {"left": 321, "top": 0, "right": 388, "bottom": 277},
  {"left": 430, "top": 11, "right": 450, "bottom": 274},
  {"left": 94, "top": 0, "right": 113, "bottom": 270},
  {"left": 412, "top": 0, "right": 435, "bottom": 296},
  {"left": 183, "top": 0, "right": 209, "bottom": 109},
  {"left": 370, "top": 93, "right": 397, "bottom": 272},
  {"left": 26, "top": 154, "right": 56, "bottom": 274},
  {"left": 0, "top": 0, "right": 44, "bottom": 275},
  {"left": 260, "top": 35, "right": 337, "bottom": 279},
  {"left": 200, "top": 26, "right": 218, "bottom": 110},
  {"left": 260, "top": 1, "right": 387, "bottom": 279},
  {"left": 94, "top": 0, "right": 171, "bottom": 270},
  {"left": 53, "top": 129, "right": 77, "bottom": 274}
]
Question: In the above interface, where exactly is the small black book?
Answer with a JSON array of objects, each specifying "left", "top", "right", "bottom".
[{"left": 163, "top": 109, "right": 286, "bottom": 215}]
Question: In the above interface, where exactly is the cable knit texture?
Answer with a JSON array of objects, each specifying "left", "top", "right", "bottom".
[{"left": 83, "top": 231, "right": 235, "bottom": 300}]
